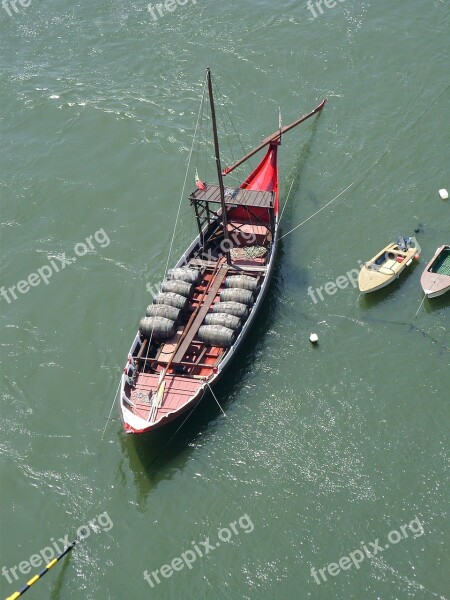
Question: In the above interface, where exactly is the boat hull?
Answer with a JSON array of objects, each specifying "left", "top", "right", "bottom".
[
  {"left": 119, "top": 141, "right": 280, "bottom": 435},
  {"left": 423, "top": 286, "right": 450, "bottom": 299},
  {"left": 420, "top": 245, "right": 450, "bottom": 298},
  {"left": 359, "top": 242, "right": 418, "bottom": 294},
  {"left": 119, "top": 226, "right": 278, "bottom": 434}
]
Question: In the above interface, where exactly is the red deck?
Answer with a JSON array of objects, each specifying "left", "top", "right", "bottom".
[{"left": 130, "top": 373, "right": 202, "bottom": 422}]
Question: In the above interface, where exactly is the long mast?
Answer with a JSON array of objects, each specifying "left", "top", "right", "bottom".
[{"left": 206, "top": 68, "right": 231, "bottom": 265}]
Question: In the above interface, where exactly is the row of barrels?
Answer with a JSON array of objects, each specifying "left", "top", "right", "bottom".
[
  {"left": 138, "top": 268, "right": 260, "bottom": 349},
  {"left": 139, "top": 268, "right": 200, "bottom": 340},
  {"left": 197, "top": 275, "right": 260, "bottom": 347}
]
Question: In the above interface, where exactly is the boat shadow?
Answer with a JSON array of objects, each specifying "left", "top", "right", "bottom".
[
  {"left": 48, "top": 547, "right": 74, "bottom": 600},
  {"left": 276, "top": 117, "right": 324, "bottom": 301},
  {"left": 359, "top": 279, "right": 405, "bottom": 307}
]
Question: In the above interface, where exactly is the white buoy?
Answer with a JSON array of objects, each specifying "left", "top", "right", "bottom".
[
  {"left": 309, "top": 333, "right": 319, "bottom": 344},
  {"left": 439, "top": 189, "right": 448, "bottom": 200}
]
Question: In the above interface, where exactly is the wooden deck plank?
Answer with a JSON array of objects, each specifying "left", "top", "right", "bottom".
[
  {"left": 190, "top": 184, "right": 274, "bottom": 208},
  {"left": 189, "top": 258, "right": 218, "bottom": 268}
]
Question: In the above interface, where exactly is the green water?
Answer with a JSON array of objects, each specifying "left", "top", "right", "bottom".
[{"left": 1, "top": 1, "right": 449, "bottom": 599}]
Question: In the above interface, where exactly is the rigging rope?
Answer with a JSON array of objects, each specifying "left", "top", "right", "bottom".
[
  {"left": 279, "top": 175, "right": 296, "bottom": 224},
  {"left": 216, "top": 92, "right": 237, "bottom": 168},
  {"left": 279, "top": 82, "right": 450, "bottom": 241},
  {"left": 163, "top": 74, "right": 209, "bottom": 281},
  {"left": 194, "top": 83, "right": 207, "bottom": 179},
  {"left": 215, "top": 78, "right": 254, "bottom": 175},
  {"left": 144, "top": 74, "right": 209, "bottom": 361}
]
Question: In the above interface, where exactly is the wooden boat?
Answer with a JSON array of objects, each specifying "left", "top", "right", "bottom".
[
  {"left": 420, "top": 245, "right": 450, "bottom": 298},
  {"left": 358, "top": 237, "right": 420, "bottom": 294},
  {"left": 119, "top": 69, "right": 326, "bottom": 434}
]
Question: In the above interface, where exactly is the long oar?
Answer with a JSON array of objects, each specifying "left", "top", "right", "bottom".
[{"left": 5, "top": 538, "right": 80, "bottom": 600}]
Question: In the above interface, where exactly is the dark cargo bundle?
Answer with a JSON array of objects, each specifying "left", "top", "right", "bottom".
[
  {"left": 154, "top": 292, "right": 189, "bottom": 310},
  {"left": 167, "top": 267, "right": 201, "bottom": 285},
  {"left": 198, "top": 325, "right": 236, "bottom": 348},
  {"left": 204, "top": 312, "right": 241, "bottom": 331},
  {"left": 211, "top": 301, "right": 249, "bottom": 320},
  {"left": 139, "top": 316, "right": 176, "bottom": 340},
  {"left": 220, "top": 288, "right": 254, "bottom": 306},
  {"left": 145, "top": 304, "right": 181, "bottom": 322}
]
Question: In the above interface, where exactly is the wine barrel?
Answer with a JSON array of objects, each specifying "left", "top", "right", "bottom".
[
  {"left": 139, "top": 317, "right": 176, "bottom": 340},
  {"left": 212, "top": 301, "right": 249, "bottom": 320},
  {"left": 167, "top": 267, "right": 201, "bottom": 285},
  {"left": 204, "top": 313, "right": 241, "bottom": 331},
  {"left": 220, "top": 288, "right": 254, "bottom": 306},
  {"left": 145, "top": 304, "right": 180, "bottom": 322},
  {"left": 154, "top": 292, "right": 189, "bottom": 310},
  {"left": 161, "top": 279, "right": 193, "bottom": 298},
  {"left": 198, "top": 325, "right": 235, "bottom": 348},
  {"left": 224, "top": 275, "right": 260, "bottom": 293}
]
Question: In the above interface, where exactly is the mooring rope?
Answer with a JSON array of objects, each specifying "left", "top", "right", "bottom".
[
  {"left": 101, "top": 379, "right": 122, "bottom": 440},
  {"left": 414, "top": 293, "right": 427, "bottom": 318},
  {"left": 279, "top": 83, "right": 450, "bottom": 241},
  {"left": 206, "top": 382, "right": 228, "bottom": 419}
]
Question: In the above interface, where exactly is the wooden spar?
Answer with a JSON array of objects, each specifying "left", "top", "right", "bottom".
[
  {"left": 222, "top": 98, "right": 327, "bottom": 176},
  {"left": 206, "top": 68, "right": 231, "bottom": 265}
]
